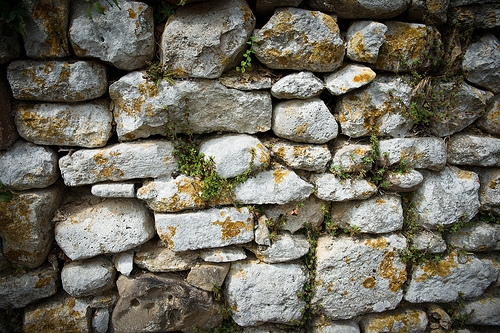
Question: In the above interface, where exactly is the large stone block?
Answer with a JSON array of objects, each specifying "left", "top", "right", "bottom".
[
  {"left": 346, "top": 21, "right": 387, "bottom": 64},
  {"left": 447, "top": 134, "right": 500, "bottom": 167},
  {"left": 359, "top": 309, "right": 428, "bottom": 333},
  {"left": 324, "top": 64, "right": 376, "bottom": 96},
  {"left": 271, "top": 71, "right": 324, "bottom": 99},
  {"left": 463, "top": 34, "right": 500, "bottom": 93},
  {"left": 477, "top": 94, "right": 500, "bottom": 135},
  {"left": 311, "top": 173, "right": 377, "bottom": 202},
  {"left": 61, "top": 257, "right": 116, "bottom": 297},
  {"left": 270, "top": 141, "right": 331, "bottom": 172},
  {"left": 307, "top": 0, "right": 410, "bottom": 19}
]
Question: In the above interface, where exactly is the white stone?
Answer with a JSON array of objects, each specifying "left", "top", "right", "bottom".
[
  {"left": 331, "top": 143, "right": 372, "bottom": 172},
  {"left": 255, "top": 216, "right": 271, "bottom": 246},
  {"left": 476, "top": 167, "right": 500, "bottom": 215},
  {"left": 200, "top": 246, "right": 247, "bottom": 263},
  {"left": 271, "top": 72, "right": 324, "bottom": 99},
  {"left": 444, "top": 221, "right": 498, "bottom": 251},
  {"left": 459, "top": 289, "right": 500, "bottom": 325},
  {"left": 247, "top": 232, "right": 310, "bottom": 263},
  {"left": 61, "top": 257, "right": 116, "bottom": 297},
  {"left": 134, "top": 239, "right": 198, "bottom": 272},
  {"left": 310, "top": 318, "right": 360, "bottom": 333},
  {"left": 412, "top": 230, "right": 447, "bottom": 253},
  {"left": 384, "top": 169, "right": 424, "bottom": 192},
  {"left": 359, "top": 309, "right": 428, "bottom": 333},
  {"left": 346, "top": 21, "right": 388, "bottom": 63},
  {"left": 92, "top": 308, "right": 110, "bottom": 333},
  {"left": 324, "top": 64, "right": 376, "bottom": 96},
  {"left": 91, "top": 183, "right": 136, "bottom": 198},
  {"left": 113, "top": 251, "right": 134, "bottom": 277},
  {"left": 447, "top": 134, "right": 500, "bottom": 167},
  {"left": 311, "top": 173, "right": 377, "bottom": 202},
  {"left": 463, "top": 34, "right": 500, "bottom": 93},
  {"left": 270, "top": 141, "right": 331, "bottom": 172},
  {"left": 477, "top": 94, "right": 500, "bottom": 135}
]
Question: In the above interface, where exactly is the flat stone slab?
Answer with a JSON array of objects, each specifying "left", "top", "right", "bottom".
[
  {"left": 359, "top": 309, "right": 428, "bottom": 333},
  {"left": 271, "top": 71, "right": 324, "bottom": 99},
  {"left": 155, "top": 207, "right": 254, "bottom": 252},
  {"left": 324, "top": 64, "right": 376, "bottom": 96},
  {"left": 270, "top": 141, "right": 331, "bottom": 172},
  {"left": 444, "top": 221, "right": 498, "bottom": 252},
  {"left": 91, "top": 183, "right": 136, "bottom": 198},
  {"left": 459, "top": 290, "right": 500, "bottom": 326},
  {"left": 134, "top": 238, "right": 199, "bottom": 272},
  {"left": 384, "top": 169, "right": 424, "bottom": 192},
  {"left": 247, "top": 232, "right": 310, "bottom": 263},
  {"left": 447, "top": 134, "right": 500, "bottom": 167},
  {"left": 61, "top": 257, "right": 116, "bottom": 297},
  {"left": 346, "top": 21, "right": 387, "bottom": 63},
  {"left": 311, "top": 173, "right": 377, "bottom": 202},
  {"left": 200, "top": 245, "right": 247, "bottom": 263}
]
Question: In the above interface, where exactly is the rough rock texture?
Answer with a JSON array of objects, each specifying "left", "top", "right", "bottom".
[
  {"left": 0, "top": 140, "right": 58, "bottom": 190},
  {"left": 476, "top": 167, "right": 500, "bottom": 215},
  {"left": 22, "top": 0, "right": 70, "bottom": 58},
  {"left": 114, "top": 251, "right": 134, "bottom": 277},
  {"left": 331, "top": 143, "right": 372, "bottom": 172},
  {"left": 477, "top": 94, "right": 500, "bottom": 135},
  {"left": 253, "top": 7, "right": 345, "bottom": 72},
  {"left": 0, "top": 69, "right": 18, "bottom": 149},
  {"left": 134, "top": 239, "right": 198, "bottom": 272},
  {"left": 270, "top": 141, "right": 331, "bottom": 172},
  {"left": 233, "top": 167, "right": 314, "bottom": 204},
  {"left": 160, "top": 0, "right": 255, "bottom": 78},
  {"left": 450, "top": 5, "right": 500, "bottom": 32},
  {"left": 224, "top": 259, "right": 307, "bottom": 326},
  {"left": 271, "top": 72, "right": 324, "bottom": 99},
  {"left": 91, "top": 183, "right": 136, "bottom": 198},
  {"left": 92, "top": 308, "right": 110, "bottom": 333},
  {"left": 444, "top": 221, "right": 498, "bottom": 251},
  {"left": 109, "top": 72, "right": 272, "bottom": 141},
  {"left": 247, "top": 232, "right": 310, "bottom": 263},
  {"left": 447, "top": 134, "right": 500, "bottom": 167},
  {"left": 7, "top": 60, "right": 107, "bottom": 102},
  {"left": 378, "top": 137, "right": 447, "bottom": 171},
  {"left": 15, "top": 100, "right": 112, "bottom": 148},
  {"left": 413, "top": 166, "right": 480, "bottom": 229},
  {"left": 61, "top": 257, "right": 116, "bottom": 297},
  {"left": 186, "top": 262, "right": 230, "bottom": 291},
  {"left": 55, "top": 198, "right": 155, "bottom": 260},
  {"left": 0, "top": 185, "right": 63, "bottom": 268},
  {"left": 412, "top": 230, "right": 447, "bottom": 253},
  {"left": 272, "top": 98, "right": 338, "bottom": 144},
  {"left": 0, "top": 22, "right": 21, "bottom": 64},
  {"left": 200, "top": 246, "right": 247, "bottom": 263},
  {"left": 307, "top": 0, "right": 411, "bottom": 19},
  {"left": 330, "top": 195, "right": 403, "bottom": 234},
  {"left": 70, "top": 0, "right": 154, "bottom": 71},
  {"left": 218, "top": 67, "right": 274, "bottom": 91},
  {"left": 406, "top": 0, "right": 449, "bottom": 25},
  {"left": 155, "top": 207, "right": 254, "bottom": 251},
  {"left": 384, "top": 169, "right": 424, "bottom": 192},
  {"left": 463, "top": 34, "right": 500, "bottom": 93},
  {"left": 459, "top": 289, "right": 500, "bottom": 325},
  {"left": 59, "top": 140, "right": 178, "bottom": 186},
  {"left": 404, "top": 252, "right": 498, "bottom": 303},
  {"left": 324, "top": 64, "right": 376, "bottom": 96},
  {"left": 0, "top": 266, "right": 58, "bottom": 308},
  {"left": 111, "top": 273, "right": 222, "bottom": 333},
  {"left": 310, "top": 318, "right": 361, "bottom": 333},
  {"left": 336, "top": 75, "right": 413, "bottom": 138},
  {"left": 359, "top": 309, "right": 428, "bottom": 333},
  {"left": 346, "top": 21, "right": 387, "bottom": 64},
  {"left": 311, "top": 173, "right": 377, "bottom": 202},
  {"left": 311, "top": 234, "right": 407, "bottom": 319},
  {"left": 199, "top": 134, "right": 270, "bottom": 178}
]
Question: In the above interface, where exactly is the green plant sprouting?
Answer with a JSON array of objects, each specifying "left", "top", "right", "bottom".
[
  {"left": 236, "top": 37, "right": 256, "bottom": 73},
  {"left": 0, "top": 181, "right": 12, "bottom": 203},
  {"left": 153, "top": 0, "right": 186, "bottom": 24},
  {"left": 144, "top": 61, "right": 176, "bottom": 86},
  {"left": 441, "top": 292, "right": 474, "bottom": 331}
]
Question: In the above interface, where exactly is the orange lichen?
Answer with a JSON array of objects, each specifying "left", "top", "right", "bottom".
[
  {"left": 379, "top": 251, "right": 407, "bottom": 292},
  {"left": 455, "top": 169, "right": 474, "bottom": 180},
  {"left": 365, "top": 238, "right": 388, "bottom": 249},
  {"left": 213, "top": 216, "right": 247, "bottom": 241},
  {"left": 362, "top": 276, "right": 376, "bottom": 288},
  {"left": 159, "top": 226, "right": 176, "bottom": 249},
  {"left": 127, "top": 8, "right": 137, "bottom": 18},
  {"left": 273, "top": 169, "right": 289, "bottom": 184},
  {"left": 294, "top": 124, "right": 309, "bottom": 136},
  {"left": 414, "top": 252, "right": 460, "bottom": 282}
]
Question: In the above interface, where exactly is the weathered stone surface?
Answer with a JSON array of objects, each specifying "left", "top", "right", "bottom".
[
  {"left": 160, "top": 0, "right": 255, "bottom": 78},
  {"left": 113, "top": 251, "right": 133, "bottom": 277},
  {"left": 186, "top": 262, "right": 230, "bottom": 291},
  {"left": 61, "top": 257, "right": 116, "bottom": 297},
  {"left": 426, "top": 303, "right": 452, "bottom": 331},
  {"left": 22, "top": 0, "right": 69, "bottom": 58},
  {"left": 272, "top": 98, "right": 338, "bottom": 144},
  {"left": 476, "top": 168, "right": 500, "bottom": 215},
  {"left": 253, "top": 7, "right": 345, "bottom": 72},
  {"left": 92, "top": 308, "right": 110, "bottom": 333},
  {"left": 310, "top": 318, "right": 360, "bottom": 333},
  {"left": 378, "top": 137, "right": 447, "bottom": 171},
  {"left": 359, "top": 308, "right": 428, "bottom": 333},
  {"left": 0, "top": 140, "right": 58, "bottom": 190},
  {"left": 270, "top": 141, "right": 331, "bottom": 172},
  {"left": 0, "top": 69, "right": 18, "bottom": 149},
  {"left": 413, "top": 166, "right": 480, "bottom": 229},
  {"left": 331, "top": 143, "right": 372, "bottom": 172},
  {"left": 450, "top": 5, "right": 500, "bottom": 31},
  {"left": 385, "top": 169, "right": 424, "bottom": 192},
  {"left": 24, "top": 293, "right": 91, "bottom": 333},
  {"left": 134, "top": 239, "right": 198, "bottom": 272},
  {"left": 59, "top": 140, "right": 178, "bottom": 186},
  {"left": 346, "top": 21, "right": 387, "bottom": 64},
  {"left": 374, "top": 22, "right": 442, "bottom": 73},
  {"left": 412, "top": 230, "right": 447, "bottom": 253},
  {"left": 55, "top": 198, "right": 155, "bottom": 260},
  {"left": 15, "top": 101, "right": 112, "bottom": 148},
  {"left": 256, "top": 0, "right": 302, "bottom": 16},
  {"left": 233, "top": 167, "right": 314, "bottom": 204},
  {"left": 429, "top": 82, "right": 493, "bottom": 137},
  {"left": 311, "top": 173, "right": 377, "bottom": 202},
  {"left": 264, "top": 195, "right": 325, "bottom": 233},
  {"left": 218, "top": 65, "right": 274, "bottom": 91},
  {"left": 0, "top": 266, "right": 58, "bottom": 308},
  {"left": 155, "top": 207, "right": 254, "bottom": 252},
  {"left": 404, "top": 252, "right": 498, "bottom": 303},
  {"left": 447, "top": 134, "right": 500, "bottom": 167},
  {"left": 444, "top": 221, "right": 498, "bottom": 251},
  {"left": 332, "top": 195, "right": 403, "bottom": 234},
  {"left": 200, "top": 246, "right": 247, "bottom": 263},
  {"left": 7, "top": 60, "right": 108, "bottom": 102},
  {"left": 109, "top": 72, "right": 272, "bottom": 141},
  {"left": 200, "top": 134, "right": 270, "bottom": 178},
  {"left": 0, "top": 185, "right": 63, "bottom": 268},
  {"left": 324, "top": 64, "right": 376, "bottom": 96},
  {"left": 255, "top": 216, "right": 271, "bottom": 246},
  {"left": 247, "top": 232, "right": 310, "bottom": 263},
  {"left": 459, "top": 289, "right": 500, "bottom": 325},
  {"left": 477, "top": 94, "right": 500, "bottom": 135},
  {"left": 0, "top": 244, "right": 9, "bottom": 271},
  {"left": 407, "top": 0, "right": 449, "bottom": 25},
  {"left": 70, "top": 0, "right": 154, "bottom": 71},
  {"left": 312, "top": 234, "right": 407, "bottom": 319},
  {"left": 271, "top": 72, "right": 324, "bottom": 99},
  {"left": 336, "top": 75, "right": 413, "bottom": 138},
  {"left": 224, "top": 259, "right": 307, "bottom": 326},
  {"left": 307, "top": 0, "right": 410, "bottom": 19},
  {"left": 463, "top": 34, "right": 500, "bottom": 93},
  {"left": 91, "top": 182, "right": 136, "bottom": 198},
  {"left": 0, "top": 21, "right": 21, "bottom": 64},
  {"left": 243, "top": 324, "right": 306, "bottom": 333},
  {"left": 112, "top": 273, "right": 222, "bottom": 332}
]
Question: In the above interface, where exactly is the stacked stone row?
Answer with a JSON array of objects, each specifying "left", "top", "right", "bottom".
[{"left": 0, "top": 0, "right": 500, "bottom": 332}]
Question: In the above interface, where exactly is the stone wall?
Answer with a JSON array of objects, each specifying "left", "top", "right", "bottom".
[{"left": 1, "top": 0, "right": 500, "bottom": 332}]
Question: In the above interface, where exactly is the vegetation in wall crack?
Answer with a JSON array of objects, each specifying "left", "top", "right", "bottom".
[
  {"left": 0, "top": 181, "right": 12, "bottom": 202},
  {"left": 236, "top": 37, "right": 256, "bottom": 73},
  {"left": 154, "top": 0, "right": 186, "bottom": 24},
  {"left": 143, "top": 61, "right": 176, "bottom": 86},
  {"left": 194, "top": 283, "right": 239, "bottom": 333},
  {"left": 0, "top": 305, "right": 23, "bottom": 333},
  {"left": 0, "top": 1, "right": 27, "bottom": 36},
  {"left": 83, "top": 0, "right": 121, "bottom": 20},
  {"left": 441, "top": 292, "right": 474, "bottom": 331},
  {"left": 478, "top": 212, "right": 500, "bottom": 225}
]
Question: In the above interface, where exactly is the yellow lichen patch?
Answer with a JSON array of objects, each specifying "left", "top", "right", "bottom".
[
  {"left": 57, "top": 69, "right": 70, "bottom": 83},
  {"left": 361, "top": 309, "right": 425, "bottom": 332},
  {"left": 362, "top": 276, "right": 376, "bottom": 288},
  {"left": 273, "top": 169, "right": 289, "bottom": 184},
  {"left": 31, "top": 0, "right": 69, "bottom": 57},
  {"left": 414, "top": 252, "right": 459, "bottom": 282},
  {"left": 294, "top": 124, "right": 309, "bottom": 136},
  {"left": 349, "top": 32, "right": 372, "bottom": 62},
  {"left": 276, "top": 147, "right": 286, "bottom": 160},
  {"left": 111, "top": 91, "right": 147, "bottom": 117},
  {"left": 22, "top": 68, "right": 46, "bottom": 88},
  {"left": 455, "top": 169, "right": 474, "bottom": 180},
  {"left": 35, "top": 275, "right": 53, "bottom": 289},
  {"left": 365, "top": 238, "right": 388, "bottom": 249},
  {"left": 256, "top": 143, "right": 270, "bottom": 164},
  {"left": 375, "top": 199, "right": 386, "bottom": 204},
  {"left": 292, "top": 145, "right": 310, "bottom": 158},
  {"left": 127, "top": 8, "right": 137, "bottom": 18},
  {"left": 379, "top": 251, "right": 406, "bottom": 292},
  {"left": 92, "top": 165, "right": 125, "bottom": 179},
  {"left": 93, "top": 153, "right": 109, "bottom": 165},
  {"left": 109, "top": 151, "right": 120, "bottom": 157},
  {"left": 159, "top": 226, "right": 176, "bottom": 249},
  {"left": 213, "top": 217, "right": 246, "bottom": 241},
  {"left": 123, "top": 133, "right": 135, "bottom": 140},
  {"left": 232, "top": 268, "right": 247, "bottom": 280},
  {"left": 352, "top": 70, "right": 376, "bottom": 84},
  {"left": 42, "top": 62, "right": 55, "bottom": 74},
  {"left": 138, "top": 82, "right": 159, "bottom": 98}
]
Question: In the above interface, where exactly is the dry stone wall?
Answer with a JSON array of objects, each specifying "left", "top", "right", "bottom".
[{"left": 1, "top": 0, "right": 500, "bottom": 332}]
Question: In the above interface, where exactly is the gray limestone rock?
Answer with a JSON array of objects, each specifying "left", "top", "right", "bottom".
[
  {"left": 449, "top": 4, "right": 500, "bottom": 31},
  {"left": 359, "top": 309, "right": 428, "bottom": 333},
  {"left": 7, "top": 60, "right": 107, "bottom": 102},
  {"left": 113, "top": 251, "right": 134, "bottom": 277},
  {"left": 346, "top": 21, "right": 388, "bottom": 64},
  {"left": 255, "top": 216, "right": 271, "bottom": 246},
  {"left": 476, "top": 94, "right": 500, "bottom": 135},
  {"left": 310, "top": 318, "right": 360, "bottom": 333},
  {"left": 160, "top": 0, "right": 255, "bottom": 78},
  {"left": 459, "top": 289, "right": 500, "bottom": 325},
  {"left": 134, "top": 239, "right": 199, "bottom": 272},
  {"left": 218, "top": 65, "right": 274, "bottom": 91},
  {"left": 404, "top": 252, "right": 499, "bottom": 303},
  {"left": 15, "top": 100, "right": 112, "bottom": 148},
  {"left": 92, "top": 308, "right": 110, "bottom": 333},
  {"left": 412, "top": 230, "right": 447, "bottom": 253},
  {"left": 109, "top": 72, "right": 272, "bottom": 141},
  {"left": 70, "top": 0, "right": 154, "bottom": 71},
  {"left": 270, "top": 141, "right": 331, "bottom": 172},
  {"left": 91, "top": 183, "right": 136, "bottom": 198},
  {"left": 447, "top": 134, "right": 500, "bottom": 167},
  {"left": 199, "top": 134, "right": 270, "bottom": 178},
  {"left": 224, "top": 259, "right": 307, "bottom": 326},
  {"left": 324, "top": 64, "right": 376, "bottom": 96},
  {"left": 384, "top": 169, "right": 424, "bottom": 192},
  {"left": 59, "top": 140, "right": 178, "bottom": 186},
  {"left": 271, "top": 72, "right": 324, "bottom": 99},
  {"left": 61, "top": 257, "right": 116, "bottom": 297},
  {"left": 0, "top": 140, "right": 58, "bottom": 190},
  {"left": 272, "top": 98, "right": 338, "bottom": 144},
  {"left": 253, "top": 7, "right": 345, "bottom": 72},
  {"left": 463, "top": 34, "right": 500, "bottom": 93},
  {"left": 0, "top": 69, "right": 18, "bottom": 150},
  {"left": 0, "top": 22, "right": 21, "bottom": 64},
  {"left": 311, "top": 173, "right": 377, "bottom": 202},
  {"left": 331, "top": 143, "right": 372, "bottom": 172},
  {"left": 247, "top": 232, "right": 310, "bottom": 263},
  {"left": 336, "top": 74, "right": 413, "bottom": 138},
  {"left": 311, "top": 234, "right": 407, "bottom": 319},
  {"left": 413, "top": 166, "right": 480, "bottom": 229},
  {"left": 444, "top": 221, "right": 498, "bottom": 251},
  {"left": 233, "top": 167, "right": 314, "bottom": 205},
  {"left": 155, "top": 207, "right": 254, "bottom": 252},
  {"left": 55, "top": 198, "right": 155, "bottom": 260},
  {"left": 307, "top": 0, "right": 410, "bottom": 19},
  {"left": 476, "top": 168, "right": 500, "bottom": 215},
  {"left": 200, "top": 246, "right": 247, "bottom": 263},
  {"left": 186, "top": 262, "right": 230, "bottom": 291},
  {"left": 0, "top": 266, "right": 58, "bottom": 308}
]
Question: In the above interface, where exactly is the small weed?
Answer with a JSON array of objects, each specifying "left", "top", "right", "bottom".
[
  {"left": 0, "top": 1, "right": 27, "bottom": 36},
  {"left": 322, "top": 205, "right": 337, "bottom": 236},
  {"left": 448, "top": 214, "right": 473, "bottom": 233},
  {"left": 236, "top": 37, "right": 256, "bottom": 73},
  {"left": 441, "top": 292, "right": 474, "bottom": 331},
  {"left": 0, "top": 181, "right": 12, "bottom": 203},
  {"left": 478, "top": 212, "right": 500, "bottom": 225},
  {"left": 154, "top": 0, "right": 186, "bottom": 24},
  {"left": 144, "top": 61, "right": 176, "bottom": 86}
]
